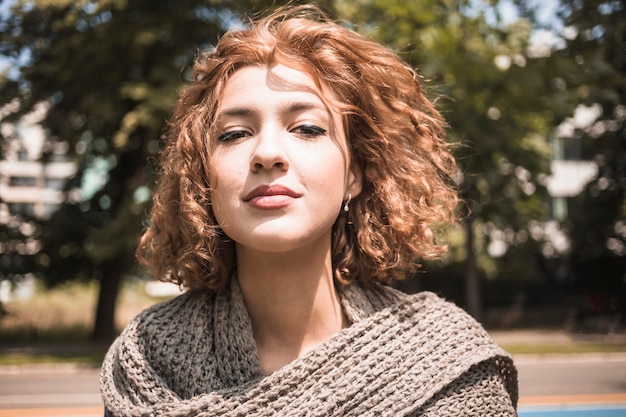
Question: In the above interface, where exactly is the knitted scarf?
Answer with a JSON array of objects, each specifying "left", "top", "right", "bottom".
[{"left": 101, "top": 280, "right": 518, "bottom": 416}]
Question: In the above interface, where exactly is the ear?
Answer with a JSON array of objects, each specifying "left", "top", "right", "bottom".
[{"left": 345, "top": 161, "right": 363, "bottom": 199}]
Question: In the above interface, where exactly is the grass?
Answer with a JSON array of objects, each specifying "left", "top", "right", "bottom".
[
  {"left": 502, "top": 343, "right": 626, "bottom": 355},
  {"left": 0, "top": 281, "right": 97, "bottom": 343},
  {"left": 0, "top": 280, "right": 168, "bottom": 341},
  {"left": 0, "top": 348, "right": 106, "bottom": 366},
  {"left": 0, "top": 279, "right": 170, "bottom": 365}
]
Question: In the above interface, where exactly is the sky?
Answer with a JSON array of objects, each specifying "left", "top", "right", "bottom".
[{"left": 0, "top": 0, "right": 16, "bottom": 76}]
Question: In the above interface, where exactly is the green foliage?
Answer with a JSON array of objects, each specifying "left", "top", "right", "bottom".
[
  {"left": 0, "top": 212, "right": 40, "bottom": 280},
  {"left": 0, "top": 0, "right": 288, "bottom": 338},
  {"left": 510, "top": 0, "right": 626, "bottom": 317},
  {"left": 558, "top": 0, "right": 625, "bottom": 311},
  {"left": 1, "top": 0, "right": 624, "bottom": 328},
  {"left": 0, "top": 0, "right": 283, "bottom": 285},
  {"left": 335, "top": 0, "right": 554, "bottom": 281}
]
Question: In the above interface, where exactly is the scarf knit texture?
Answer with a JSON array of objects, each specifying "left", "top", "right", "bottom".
[{"left": 101, "top": 280, "right": 518, "bottom": 416}]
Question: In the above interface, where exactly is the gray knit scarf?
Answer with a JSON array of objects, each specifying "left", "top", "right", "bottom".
[{"left": 101, "top": 280, "right": 518, "bottom": 416}]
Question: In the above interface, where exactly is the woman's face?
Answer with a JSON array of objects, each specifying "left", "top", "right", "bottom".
[{"left": 209, "top": 64, "right": 361, "bottom": 254}]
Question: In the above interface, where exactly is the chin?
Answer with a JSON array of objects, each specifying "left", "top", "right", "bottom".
[{"left": 235, "top": 230, "right": 331, "bottom": 254}]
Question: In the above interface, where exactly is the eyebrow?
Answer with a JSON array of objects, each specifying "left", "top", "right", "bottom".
[{"left": 217, "top": 101, "right": 326, "bottom": 120}]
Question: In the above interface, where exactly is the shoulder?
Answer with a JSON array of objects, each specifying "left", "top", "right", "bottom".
[
  {"left": 129, "top": 289, "right": 215, "bottom": 332},
  {"left": 414, "top": 358, "right": 518, "bottom": 416},
  {"left": 391, "top": 288, "right": 516, "bottom": 377},
  {"left": 403, "top": 290, "right": 519, "bottom": 408},
  {"left": 350, "top": 284, "right": 509, "bottom": 361},
  {"left": 110, "top": 289, "right": 218, "bottom": 365},
  {"left": 401, "top": 289, "right": 464, "bottom": 312},
  {"left": 344, "top": 284, "right": 485, "bottom": 335},
  {"left": 397, "top": 290, "right": 509, "bottom": 359},
  {"left": 396, "top": 289, "right": 486, "bottom": 333},
  {"left": 101, "top": 289, "right": 221, "bottom": 401},
  {"left": 372, "top": 286, "right": 484, "bottom": 332},
  {"left": 138, "top": 289, "right": 214, "bottom": 317},
  {"left": 395, "top": 290, "right": 519, "bottom": 411},
  {"left": 340, "top": 285, "right": 518, "bottom": 413}
]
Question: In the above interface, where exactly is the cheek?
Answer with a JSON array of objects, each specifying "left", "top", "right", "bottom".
[
  {"left": 306, "top": 151, "right": 347, "bottom": 199},
  {"left": 207, "top": 160, "right": 229, "bottom": 224},
  {"left": 208, "top": 152, "right": 236, "bottom": 195},
  {"left": 208, "top": 157, "right": 248, "bottom": 219}
]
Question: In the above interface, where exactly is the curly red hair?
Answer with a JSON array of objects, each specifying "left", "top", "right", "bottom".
[{"left": 136, "top": 4, "right": 459, "bottom": 291}]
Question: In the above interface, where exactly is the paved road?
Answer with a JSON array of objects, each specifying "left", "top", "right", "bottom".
[
  {"left": 516, "top": 354, "right": 626, "bottom": 397},
  {"left": 1, "top": 354, "right": 625, "bottom": 416},
  {"left": 515, "top": 353, "right": 626, "bottom": 416},
  {"left": 0, "top": 364, "right": 102, "bottom": 416}
]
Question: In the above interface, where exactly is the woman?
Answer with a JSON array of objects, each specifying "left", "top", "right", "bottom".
[{"left": 101, "top": 4, "right": 518, "bottom": 416}]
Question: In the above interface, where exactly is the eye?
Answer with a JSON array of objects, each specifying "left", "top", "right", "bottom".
[
  {"left": 292, "top": 124, "right": 327, "bottom": 138},
  {"left": 217, "top": 129, "right": 251, "bottom": 143}
]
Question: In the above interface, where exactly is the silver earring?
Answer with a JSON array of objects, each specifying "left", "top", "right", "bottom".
[{"left": 343, "top": 193, "right": 352, "bottom": 212}]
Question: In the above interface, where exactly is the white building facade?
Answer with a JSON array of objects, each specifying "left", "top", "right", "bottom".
[{"left": 0, "top": 102, "right": 77, "bottom": 219}]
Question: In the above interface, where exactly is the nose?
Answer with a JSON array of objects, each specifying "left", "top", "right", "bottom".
[{"left": 250, "top": 128, "right": 290, "bottom": 173}]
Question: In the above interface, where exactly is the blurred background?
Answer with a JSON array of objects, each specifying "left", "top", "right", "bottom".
[{"left": 0, "top": 0, "right": 624, "bottom": 350}]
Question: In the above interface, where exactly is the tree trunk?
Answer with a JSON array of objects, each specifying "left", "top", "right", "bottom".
[
  {"left": 92, "top": 254, "right": 129, "bottom": 342},
  {"left": 464, "top": 215, "right": 482, "bottom": 322}
]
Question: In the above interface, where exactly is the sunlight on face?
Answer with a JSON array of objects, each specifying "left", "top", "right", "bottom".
[{"left": 209, "top": 64, "right": 361, "bottom": 254}]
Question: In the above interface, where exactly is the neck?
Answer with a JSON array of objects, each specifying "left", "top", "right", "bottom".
[{"left": 236, "top": 232, "right": 347, "bottom": 373}]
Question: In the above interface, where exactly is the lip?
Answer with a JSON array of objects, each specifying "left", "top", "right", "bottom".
[{"left": 243, "top": 184, "right": 300, "bottom": 209}]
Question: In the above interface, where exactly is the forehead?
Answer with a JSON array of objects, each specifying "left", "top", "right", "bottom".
[{"left": 218, "top": 64, "right": 332, "bottom": 110}]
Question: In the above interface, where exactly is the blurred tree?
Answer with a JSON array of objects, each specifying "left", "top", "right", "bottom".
[
  {"left": 543, "top": 0, "right": 626, "bottom": 322},
  {"left": 0, "top": 210, "right": 39, "bottom": 284},
  {"left": 335, "top": 0, "right": 555, "bottom": 319},
  {"left": 0, "top": 0, "right": 291, "bottom": 341},
  {"left": 3, "top": 0, "right": 603, "bottom": 337}
]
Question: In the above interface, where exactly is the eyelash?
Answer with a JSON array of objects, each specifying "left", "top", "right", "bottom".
[
  {"left": 217, "top": 124, "right": 327, "bottom": 143},
  {"left": 293, "top": 124, "right": 327, "bottom": 138},
  {"left": 217, "top": 130, "right": 250, "bottom": 142}
]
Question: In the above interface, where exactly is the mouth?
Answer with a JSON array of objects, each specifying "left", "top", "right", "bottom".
[{"left": 243, "top": 184, "right": 300, "bottom": 202}]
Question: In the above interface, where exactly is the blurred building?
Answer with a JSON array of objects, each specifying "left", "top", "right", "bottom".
[
  {"left": 546, "top": 104, "right": 601, "bottom": 221},
  {"left": 0, "top": 102, "right": 77, "bottom": 219},
  {"left": 548, "top": 159, "right": 597, "bottom": 203},
  {"left": 486, "top": 105, "right": 601, "bottom": 259}
]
